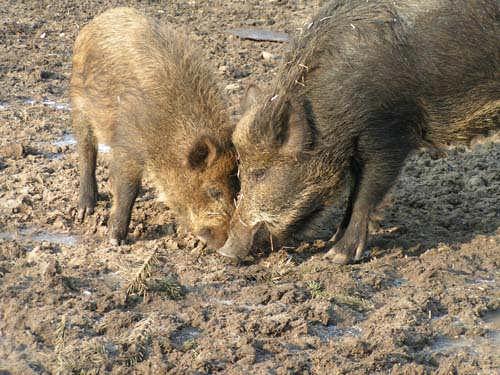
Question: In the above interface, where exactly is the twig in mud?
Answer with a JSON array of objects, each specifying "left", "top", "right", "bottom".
[
  {"left": 295, "top": 79, "right": 306, "bottom": 87},
  {"left": 268, "top": 253, "right": 296, "bottom": 282},
  {"left": 118, "top": 317, "right": 154, "bottom": 366},
  {"left": 331, "top": 293, "right": 374, "bottom": 311},
  {"left": 150, "top": 275, "right": 184, "bottom": 300},
  {"left": 55, "top": 315, "right": 68, "bottom": 373},
  {"left": 125, "top": 249, "right": 160, "bottom": 298},
  {"left": 55, "top": 315, "right": 67, "bottom": 349},
  {"left": 54, "top": 338, "right": 109, "bottom": 374},
  {"left": 124, "top": 247, "right": 184, "bottom": 301}
]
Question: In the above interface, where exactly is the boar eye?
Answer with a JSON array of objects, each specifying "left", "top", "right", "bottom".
[
  {"left": 250, "top": 168, "right": 266, "bottom": 182},
  {"left": 207, "top": 187, "right": 223, "bottom": 200}
]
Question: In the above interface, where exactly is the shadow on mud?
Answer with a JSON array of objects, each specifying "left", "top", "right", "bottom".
[
  {"left": 273, "top": 142, "right": 500, "bottom": 264},
  {"left": 367, "top": 142, "right": 499, "bottom": 259}
]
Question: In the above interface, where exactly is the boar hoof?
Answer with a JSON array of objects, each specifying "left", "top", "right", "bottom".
[
  {"left": 109, "top": 237, "right": 126, "bottom": 246},
  {"left": 76, "top": 206, "right": 94, "bottom": 222}
]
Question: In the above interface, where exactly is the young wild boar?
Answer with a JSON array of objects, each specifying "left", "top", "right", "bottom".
[
  {"left": 71, "top": 8, "right": 238, "bottom": 248},
  {"left": 218, "top": 0, "right": 499, "bottom": 263}
]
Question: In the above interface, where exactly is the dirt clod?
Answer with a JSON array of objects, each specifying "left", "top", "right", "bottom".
[{"left": 0, "top": 143, "right": 25, "bottom": 159}]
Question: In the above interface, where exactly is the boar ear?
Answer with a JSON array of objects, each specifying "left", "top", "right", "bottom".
[
  {"left": 186, "top": 135, "right": 218, "bottom": 170},
  {"left": 241, "top": 84, "right": 261, "bottom": 113},
  {"left": 276, "top": 99, "right": 314, "bottom": 155}
]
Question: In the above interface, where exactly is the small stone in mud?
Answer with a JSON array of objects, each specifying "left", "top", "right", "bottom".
[
  {"left": 230, "top": 67, "right": 250, "bottom": 79},
  {"left": 43, "top": 258, "right": 62, "bottom": 283},
  {"left": 0, "top": 143, "right": 25, "bottom": 159},
  {"left": 261, "top": 51, "right": 276, "bottom": 61},
  {"left": 40, "top": 70, "right": 61, "bottom": 80},
  {"left": 225, "top": 83, "right": 240, "bottom": 92},
  {"left": 2, "top": 199, "right": 23, "bottom": 213},
  {"left": 467, "top": 176, "right": 486, "bottom": 189}
]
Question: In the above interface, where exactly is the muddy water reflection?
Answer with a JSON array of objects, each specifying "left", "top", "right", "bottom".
[
  {"left": 53, "top": 133, "right": 111, "bottom": 153},
  {"left": 429, "top": 309, "right": 499, "bottom": 357},
  {"left": 0, "top": 227, "right": 79, "bottom": 246},
  {"left": 308, "top": 323, "right": 362, "bottom": 342}
]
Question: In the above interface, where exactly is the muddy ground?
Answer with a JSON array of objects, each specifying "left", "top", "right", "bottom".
[{"left": 0, "top": 1, "right": 498, "bottom": 374}]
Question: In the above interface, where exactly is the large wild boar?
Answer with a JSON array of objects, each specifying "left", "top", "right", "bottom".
[
  {"left": 71, "top": 8, "right": 238, "bottom": 248},
  {"left": 218, "top": 0, "right": 499, "bottom": 263}
]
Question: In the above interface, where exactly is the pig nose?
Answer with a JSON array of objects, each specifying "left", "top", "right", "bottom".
[
  {"left": 197, "top": 227, "right": 213, "bottom": 243},
  {"left": 196, "top": 227, "right": 227, "bottom": 249}
]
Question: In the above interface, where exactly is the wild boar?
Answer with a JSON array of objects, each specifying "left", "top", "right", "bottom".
[
  {"left": 218, "top": 0, "right": 499, "bottom": 263},
  {"left": 71, "top": 7, "right": 238, "bottom": 248}
]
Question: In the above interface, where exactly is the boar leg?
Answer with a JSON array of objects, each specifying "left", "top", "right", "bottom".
[
  {"left": 326, "top": 127, "right": 412, "bottom": 264},
  {"left": 330, "top": 164, "right": 360, "bottom": 244},
  {"left": 108, "top": 151, "right": 142, "bottom": 245},
  {"left": 73, "top": 110, "right": 98, "bottom": 221}
]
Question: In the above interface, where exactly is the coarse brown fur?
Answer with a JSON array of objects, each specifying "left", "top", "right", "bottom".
[
  {"left": 219, "top": 0, "right": 499, "bottom": 262},
  {"left": 71, "top": 7, "right": 238, "bottom": 248}
]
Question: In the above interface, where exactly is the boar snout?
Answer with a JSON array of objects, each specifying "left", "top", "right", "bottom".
[
  {"left": 196, "top": 226, "right": 228, "bottom": 250},
  {"left": 217, "top": 216, "right": 257, "bottom": 260}
]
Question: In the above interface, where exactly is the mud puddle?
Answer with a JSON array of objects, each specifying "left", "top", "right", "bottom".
[
  {"left": 0, "top": 227, "right": 79, "bottom": 247},
  {"left": 41, "top": 100, "right": 70, "bottom": 111},
  {"left": 52, "top": 133, "right": 111, "bottom": 153},
  {"left": 308, "top": 323, "right": 362, "bottom": 342},
  {"left": 427, "top": 310, "right": 499, "bottom": 358},
  {"left": 170, "top": 326, "right": 202, "bottom": 350},
  {"left": 227, "top": 28, "right": 290, "bottom": 42},
  {"left": 429, "top": 333, "right": 498, "bottom": 356},
  {"left": 21, "top": 98, "right": 70, "bottom": 111}
]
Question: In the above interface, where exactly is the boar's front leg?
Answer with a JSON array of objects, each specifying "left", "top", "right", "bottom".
[
  {"left": 74, "top": 109, "right": 98, "bottom": 221},
  {"left": 108, "top": 149, "right": 142, "bottom": 246},
  {"left": 329, "top": 163, "right": 360, "bottom": 244},
  {"left": 325, "top": 124, "right": 413, "bottom": 264}
]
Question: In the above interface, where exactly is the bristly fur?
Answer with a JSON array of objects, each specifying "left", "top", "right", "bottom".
[
  {"left": 257, "top": 0, "right": 499, "bottom": 149},
  {"left": 71, "top": 7, "right": 239, "bottom": 248},
  {"left": 223, "top": 0, "right": 499, "bottom": 262}
]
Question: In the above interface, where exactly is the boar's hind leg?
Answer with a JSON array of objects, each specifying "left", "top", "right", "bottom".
[
  {"left": 74, "top": 110, "right": 98, "bottom": 222},
  {"left": 108, "top": 150, "right": 142, "bottom": 246},
  {"left": 326, "top": 125, "right": 413, "bottom": 264}
]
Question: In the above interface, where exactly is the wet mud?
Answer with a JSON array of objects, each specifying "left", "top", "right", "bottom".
[{"left": 0, "top": 1, "right": 498, "bottom": 374}]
